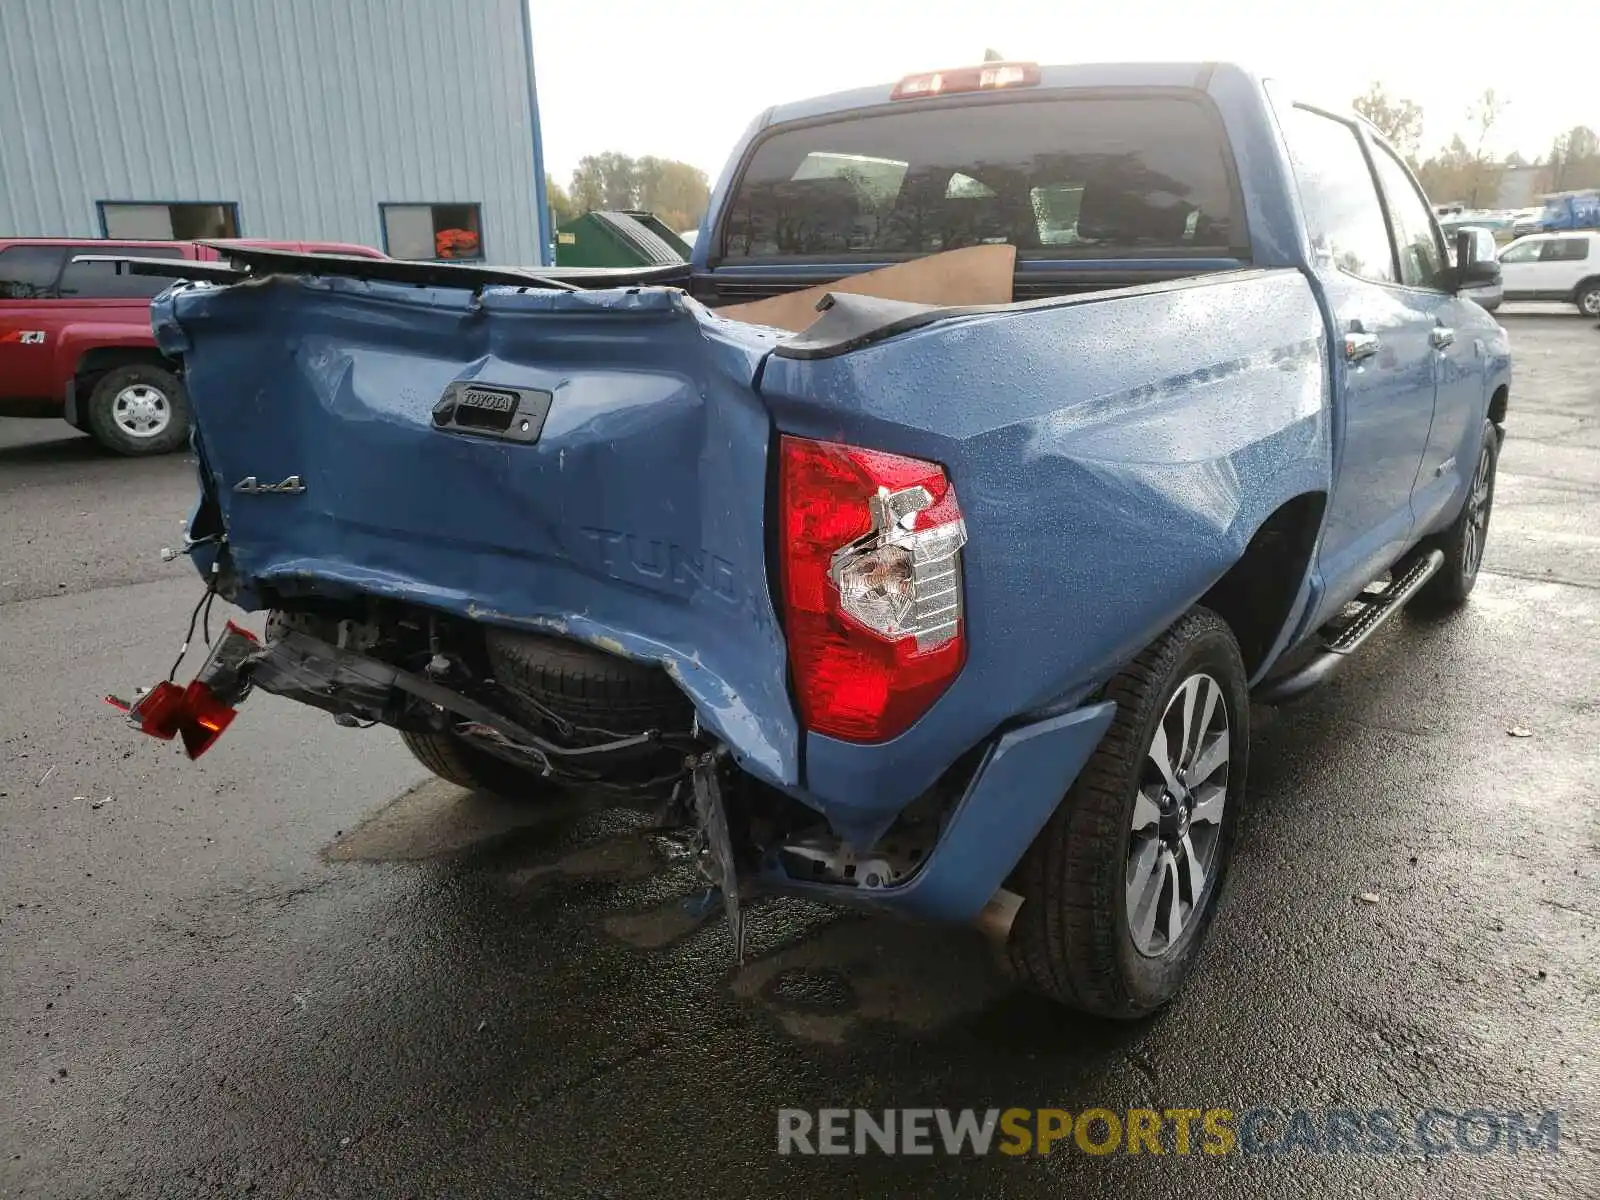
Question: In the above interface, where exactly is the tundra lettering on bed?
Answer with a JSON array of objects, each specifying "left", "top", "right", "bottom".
[
  {"left": 579, "top": 528, "right": 742, "bottom": 603},
  {"left": 107, "top": 61, "right": 1511, "bottom": 1017}
]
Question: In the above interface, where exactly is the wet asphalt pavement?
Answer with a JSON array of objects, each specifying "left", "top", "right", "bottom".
[{"left": 2, "top": 311, "right": 1597, "bottom": 1198}]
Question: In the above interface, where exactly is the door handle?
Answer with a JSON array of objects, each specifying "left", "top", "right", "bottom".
[
  {"left": 1344, "top": 331, "right": 1381, "bottom": 363},
  {"left": 1430, "top": 327, "right": 1456, "bottom": 350}
]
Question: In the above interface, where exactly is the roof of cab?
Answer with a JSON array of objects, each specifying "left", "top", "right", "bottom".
[{"left": 762, "top": 61, "right": 1234, "bottom": 130}]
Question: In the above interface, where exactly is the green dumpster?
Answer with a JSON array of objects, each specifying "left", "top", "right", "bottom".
[{"left": 554, "top": 210, "right": 692, "bottom": 268}]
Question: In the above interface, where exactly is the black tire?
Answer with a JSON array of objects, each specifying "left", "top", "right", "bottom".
[
  {"left": 1575, "top": 281, "right": 1600, "bottom": 319},
  {"left": 1411, "top": 419, "right": 1499, "bottom": 613},
  {"left": 1005, "top": 607, "right": 1249, "bottom": 1018},
  {"left": 85, "top": 363, "right": 191, "bottom": 456},
  {"left": 484, "top": 628, "right": 692, "bottom": 736},
  {"left": 399, "top": 729, "right": 556, "bottom": 799}
]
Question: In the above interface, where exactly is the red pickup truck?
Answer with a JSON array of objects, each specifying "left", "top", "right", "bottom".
[{"left": 0, "top": 237, "right": 384, "bottom": 455}]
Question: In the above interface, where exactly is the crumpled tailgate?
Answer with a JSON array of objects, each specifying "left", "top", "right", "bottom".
[{"left": 152, "top": 277, "right": 799, "bottom": 785}]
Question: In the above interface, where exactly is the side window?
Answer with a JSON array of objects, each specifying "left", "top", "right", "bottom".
[
  {"left": 1499, "top": 240, "right": 1542, "bottom": 264},
  {"left": 1541, "top": 238, "right": 1589, "bottom": 263},
  {"left": 1369, "top": 142, "right": 1446, "bottom": 289},
  {"left": 0, "top": 245, "right": 67, "bottom": 299},
  {"left": 57, "top": 245, "right": 189, "bottom": 299},
  {"left": 1279, "top": 106, "right": 1395, "bottom": 283}
]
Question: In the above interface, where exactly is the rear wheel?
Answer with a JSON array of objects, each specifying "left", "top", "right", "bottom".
[
  {"left": 399, "top": 729, "right": 557, "bottom": 799},
  {"left": 85, "top": 363, "right": 191, "bottom": 456},
  {"left": 1575, "top": 281, "right": 1600, "bottom": 318},
  {"left": 1005, "top": 607, "right": 1248, "bottom": 1018}
]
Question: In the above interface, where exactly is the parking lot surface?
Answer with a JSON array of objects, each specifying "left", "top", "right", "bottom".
[{"left": 2, "top": 312, "right": 1596, "bottom": 1198}]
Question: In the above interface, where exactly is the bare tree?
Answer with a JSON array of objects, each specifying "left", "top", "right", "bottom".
[
  {"left": 1353, "top": 82, "right": 1424, "bottom": 163},
  {"left": 1544, "top": 126, "right": 1600, "bottom": 192},
  {"left": 1467, "top": 88, "right": 1507, "bottom": 159}
]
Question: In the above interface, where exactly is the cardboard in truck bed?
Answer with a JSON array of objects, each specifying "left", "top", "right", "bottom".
[{"left": 716, "top": 244, "right": 1016, "bottom": 333}]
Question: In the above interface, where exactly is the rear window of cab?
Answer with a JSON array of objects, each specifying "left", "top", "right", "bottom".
[{"left": 718, "top": 93, "right": 1246, "bottom": 263}]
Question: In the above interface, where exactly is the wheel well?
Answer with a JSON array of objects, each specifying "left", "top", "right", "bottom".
[
  {"left": 1488, "top": 384, "right": 1508, "bottom": 425},
  {"left": 1199, "top": 492, "right": 1326, "bottom": 676},
  {"left": 1574, "top": 276, "right": 1600, "bottom": 300},
  {"left": 73, "top": 347, "right": 175, "bottom": 403}
]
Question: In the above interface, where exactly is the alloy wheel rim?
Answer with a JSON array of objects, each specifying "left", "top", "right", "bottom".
[
  {"left": 1582, "top": 291, "right": 1600, "bottom": 316},
  {"left": 112, "top": 385, "right": 170, "bottom": 438},
  {"left": 1126, "top": 672, "right": 1229, "bottom": 958},
  {"left": 1462, "top": 444, "right": 1493, "bottom": 579}
]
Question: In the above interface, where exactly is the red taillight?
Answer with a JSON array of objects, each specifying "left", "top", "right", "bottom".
[
  {"left": 108, "top": 679, "right": 236, "bottom": 758},
  {"left": 890, "top": 61, "right": 1040, "bottom": 101},
  {"left": 177, "top": 681, "right": 237, "bottom": 757},
  {"left": 779, "top": 436, "right": 968, "bottom": 742},
  {"left": 106, "top": 621, "right": 257, "bottom": 759}
]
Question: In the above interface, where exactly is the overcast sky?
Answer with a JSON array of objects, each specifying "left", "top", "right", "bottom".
[{"left": 529, "top": 0, "right": 1600, "bottom": 187}]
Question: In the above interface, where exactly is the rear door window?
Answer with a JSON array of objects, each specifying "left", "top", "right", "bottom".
[
  {"left": 1541, "top": 238, "right": 1591, "bottom": 262},
  {"left": 719, "top": 95, "right": 1245, "bottom": 262},
  {"left": 0, "top": 245, "right": 68, "bottom": 299},
  {"left": 1277, "top": 106, "right": 1396, "bottom": 284},
  {"left": 57, "top": 245, "right": 189, "bottom": 299}
]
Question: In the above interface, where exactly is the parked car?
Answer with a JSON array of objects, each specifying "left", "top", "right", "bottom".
[
  {"left": 1510, "top": 207, "right": 1546, "bottom": 240},
  {"left": 1497, "top": 231, "right": 1600, "bottom": 315},
  {"left": 111, "top": 62, "right": 1510, "bottom": 1017},
  {"left": 1439, "top": 211, "right": 1516, "bottom": 241},
  {"left": 0, "top": 237, "right": 385, "bottom": 454}
]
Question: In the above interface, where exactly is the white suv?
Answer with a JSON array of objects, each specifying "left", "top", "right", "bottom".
[{"left": 1497, "top": 231, "right": 1600, "bottom": 315}]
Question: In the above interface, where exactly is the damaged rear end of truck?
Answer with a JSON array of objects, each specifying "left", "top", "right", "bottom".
[
  {"left": 109, "top": 61, "right": 1346, "bottom": 1016},
  {"left": 115, "top": 242, "right": 1326, "bottom": 957},
  {"left": 154, "top": 264, "right": 800, "bottom": 786}
]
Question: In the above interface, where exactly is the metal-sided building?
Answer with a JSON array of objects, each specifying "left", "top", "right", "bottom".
[{"left": 0, "top": 0, "right": 551, "bottom": 265}]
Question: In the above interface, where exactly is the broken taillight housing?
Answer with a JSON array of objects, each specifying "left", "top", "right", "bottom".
[
  {"left": 106, "top": 621, "right": 258, "bottom": 759},
  {"left": 779, "top": 436, "right": 968, "bottom": 742}
]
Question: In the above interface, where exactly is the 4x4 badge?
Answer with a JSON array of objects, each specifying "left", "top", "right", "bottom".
[{"left": 234, "top": 475, "right": 306, "bottom": 495}]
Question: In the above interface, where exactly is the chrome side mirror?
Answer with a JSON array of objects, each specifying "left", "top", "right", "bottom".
[
  {"left": 1453, "top": 227, "right": 1501, "bottom": 287},
  {"left": 1450, "top": 226, "right": 1502, "bottom": 310}
]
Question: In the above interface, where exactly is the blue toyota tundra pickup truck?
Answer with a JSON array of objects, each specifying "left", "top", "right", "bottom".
[{"left": 109, "top": 61, "right": 1511, "bottom": 1018}]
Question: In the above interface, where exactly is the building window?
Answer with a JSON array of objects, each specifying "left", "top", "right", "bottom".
[
  {"left": 381, "top": 204, "right": 483, "bottom": 261},
  {"left": 99, "top": 202, "right": 240, "bottom": 240}
]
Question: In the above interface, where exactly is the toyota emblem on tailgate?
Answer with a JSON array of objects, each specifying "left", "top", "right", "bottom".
[{"left": 431, "top": 381, "right": 551, "bottom": 444}]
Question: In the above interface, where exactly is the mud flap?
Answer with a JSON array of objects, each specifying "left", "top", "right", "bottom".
[{"left": 689, "top": 749, "right": 746, "bottom": 965}]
